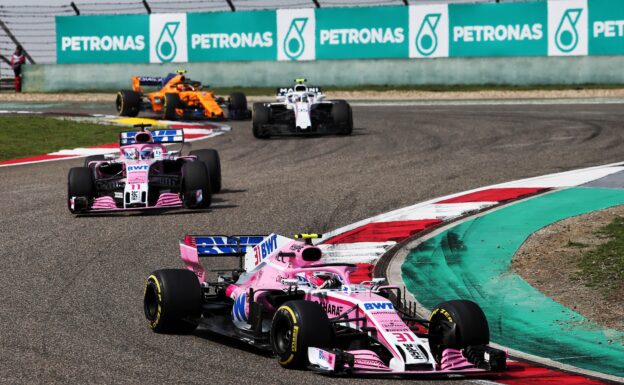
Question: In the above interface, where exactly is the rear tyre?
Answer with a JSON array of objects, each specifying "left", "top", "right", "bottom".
[
  {"left": 67, "top": 167, "right": 95, "bottom": 213},
  {"left": 116, "top": 90, "right": 141, "bottom": 117},
  {"left": 163, "top": 93, "right": 181, "bottom": 120},
  {"left": 83, "top": 155, "right": 105, "bottom": 168},
  {"left": 270, "top": 300, "right": 332, "bottom": 369},
  {"left": 428, "top": 300, "right": 490, "bottom": 364},
  {"left": 143, "top": 269, "right": 202, "bottom": 334},
  {"left": 228, "top": 92, "right": 248, "bottom": 120},
  {"left": 181, "top": 161, "right": 212, "bottom": 209},
  {"left": 331, "top": 101, "right": 353, "bottom": 136},
  {"left": 252, "top": 103, "right": 271, "bottom": 139},
  {"left": 189, "top": 149, "right": 222, "bottom": 193}
]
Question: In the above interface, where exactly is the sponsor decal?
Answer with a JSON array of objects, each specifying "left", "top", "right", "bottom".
[
  {"left": 547, "top": 0, "right": 588, "bottom": 56},
  {"left": 277, "top": 8, "right": 315, "bottom": 61},
  {"left": 402, "top": 343, "right": 425, "bottom": 360},
  {"left": 191, "top": 32, "right": 273, "bottom": 49},
  {"left": 316, "top": 301, "right": 344, "bottom": 316},
  {"left": 410, "top": 4, "right": 449, "bottom": 59},
  {"left": 127, "top": 165, "right": 149, "bottom": 172},
  {"left": 363, "top": 302, "right": 394, "bottom": 311},
  {"left": 452, "top": 23, "right": 543, "bottom": 42},
  {"left": 232, "top": 292, "right": 248, "bottom": 322},
  {"left": 61, "top": 35, "right": 145, "bottom": 52},
  {"left": 354, "top": 358, "right": 387, "bottom": 368},
  {"left": 319, "top": 27, "right": 404, "bottom": 46},
  {"left": 253, "top": 233, "right": 278, "bottom": 263},
  {"left": 150, "top": 13, "right": 188, "bottom": 63}
]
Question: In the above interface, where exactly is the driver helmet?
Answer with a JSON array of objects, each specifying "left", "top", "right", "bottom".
[
  {"left": 305, "top": 271, "right": 342, "bottom": 289},
  {"left": 123, "top": 148, "right": 138, "bottom": 160},
  {"left": 177, "top": 83, "right": 191, "bottom": 92},
  {"left": 140, "top": 147, "right": 154, "bottom": 160}
]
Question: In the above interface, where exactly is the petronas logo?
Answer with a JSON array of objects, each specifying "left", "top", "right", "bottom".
[
  {"left": 156, "top": 22, "right": 180, "bottom": 62},
  {"left": 284, "top": 18, "right": 308, "bottom": 60},
  {"left": 555, "top": 8, "right": 582, "bottom": 53},
  {"left": 416, "top": 13, "right": 441, "bottom": 56}
]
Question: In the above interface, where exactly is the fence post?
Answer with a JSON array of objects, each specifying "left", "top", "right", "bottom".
[
  {"left": 142, "top": 0, "right": 151, "bottom": 14},
  {"left": 70, "top": 1, "right": 80, "bottom": 15},
  {"left": 0, "top": 18, "right": 35, "bottom": 64},
  {"left": 312, "top": 0, "right": 321, "bottom": 8},
  {"left": 225, "top": 0, "right": 235, "bottom": 12}
]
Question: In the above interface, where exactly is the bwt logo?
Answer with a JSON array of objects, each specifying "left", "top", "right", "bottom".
[
  {"left": 363, "top": 302, "right": 394, "bottom": 311},
  {"left": 127, "top": 165, "right": 149, "bottom": 172}
]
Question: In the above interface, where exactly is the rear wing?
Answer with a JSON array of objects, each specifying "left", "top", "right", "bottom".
[
  {"left": 276, "top": 86, "right": 322, "bottom": 96},
  {"left": 185, "top": 235, "right": 266, "bottom": 256},
  {"left": 179, "top": 234, "right": 292, "bottom": 282},
  {"left": 119, "top": 129, "right": 184, "bottom": 145}
]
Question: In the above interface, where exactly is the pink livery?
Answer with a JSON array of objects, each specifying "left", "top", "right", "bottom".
[
  {"left": 143, "top": 233, "right": 507, "bottom": 376},
  {"left": 67, "top": 125, "right": 220, "bottom": 214}
]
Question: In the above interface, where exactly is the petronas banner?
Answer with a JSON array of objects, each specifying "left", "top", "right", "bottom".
[{"left": 55, "top": 0, "right": 624, "bottom": 64}]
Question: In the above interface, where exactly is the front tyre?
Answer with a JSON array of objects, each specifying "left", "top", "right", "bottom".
[
  {"left": 428, "top": 300, "right": 490, "bottom": 364},
  {"left": 189, "top": 149, "right": 222, "bottom": 193},
  {"left": 143, "top": 269, "right": 202, "bottom": 334},
  {"left": 270, "top": 300, "right": 332, "bottom": 369},
  {"left": 331, "top": 101, "right": 353, "bottom": 136},
  {"left": 67, "top": 167, "right": 94, "bottom": 213},
  {"left": 252, "top": 103, "right": 271, "bottom": 139},
  {"left": 116, "top": 90, "right": 141, "bottom": 117},
  {"left": 181, "top": 161, "right": 212, "bottom": 209},
  {"left": 163, "top": 93, "right": 181, "bottom": 120},
  {"left": 228, "top": 92, "right": 248, "bottom": 120}
]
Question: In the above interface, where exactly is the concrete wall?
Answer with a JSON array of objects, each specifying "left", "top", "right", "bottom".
[{"left": 23, "top": 56, "right": 624, "bottom": 92}]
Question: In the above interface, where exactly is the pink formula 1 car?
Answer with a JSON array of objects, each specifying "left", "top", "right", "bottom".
[
  {"left": 143, "top": 234, "right": 506, "bottom": 376},
  {"left": 67, "top": 125, "right": 220, "bottom": 214}
]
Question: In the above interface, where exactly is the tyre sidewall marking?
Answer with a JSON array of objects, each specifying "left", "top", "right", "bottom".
[{"left": 146, "top": 275, "right": 162, "bottom": 329}]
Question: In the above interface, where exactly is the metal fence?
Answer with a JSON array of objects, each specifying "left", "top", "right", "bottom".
[{"left": 0, "top": 0, "right": 519, "bottom": 81}]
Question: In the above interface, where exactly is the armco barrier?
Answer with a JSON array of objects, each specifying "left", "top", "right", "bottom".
[{"left": 23, "top": 55, "right": 624, "bottom": 92}]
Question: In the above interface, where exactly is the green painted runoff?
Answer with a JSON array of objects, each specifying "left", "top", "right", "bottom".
[{"left": 402, "top": 187, "right": 624, "bottom": 377}]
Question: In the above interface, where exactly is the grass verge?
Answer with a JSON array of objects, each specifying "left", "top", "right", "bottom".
[
  {"left": 576, "top": 216, "right": 624, "bottom": 299},
  {"left": 0, "top": 116, "right": 120, "bottom": 161}
]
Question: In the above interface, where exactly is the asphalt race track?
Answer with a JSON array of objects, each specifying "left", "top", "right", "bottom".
[{"left": 2, "top": 102, "right": 624, "bottom": 384}]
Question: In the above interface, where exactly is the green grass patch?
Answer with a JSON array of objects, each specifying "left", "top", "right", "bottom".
[
  {"left": 567, "top": 241, "right": 589, "bottom": 248},
  {"left": 0, "top": 116, "right": 120, "bottom": 161},
  {"left": 576, "top": 216, "right": 624, "bottom": 298}
]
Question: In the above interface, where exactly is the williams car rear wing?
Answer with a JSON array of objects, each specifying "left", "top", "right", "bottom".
[{"left": 119, "top": 129, "right": 184, "bottom": 145}]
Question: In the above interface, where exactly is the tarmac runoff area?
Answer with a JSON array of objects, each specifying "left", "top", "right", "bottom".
[{"left": 2, "top": 100, "right": 624, "bottom": 384}]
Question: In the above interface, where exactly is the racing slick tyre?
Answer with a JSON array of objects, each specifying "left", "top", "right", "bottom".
[
  {"left": 181, "top": 161, "right": 212, "bottom": 209},
  {"left": 116, "top": 90, "right": 141, "bottom": 117},
  {"left": 67, "top": 167, "right": 95, "bottom": 214},
  {"left": 163, "top": 93, "right": 181, "bottom": 120},
  {"left": 331, "top": 101, "right": 353, "bottom": 136},
  {"left": 189, "top": 149, "right": 222, "bottom": 193},
  {"left": 428, "top": 300, "right": 490, "bottom": 364},
  {"left": 143, "top": 269, "right": 202, "bottom": 334},
  {"left": 270, "top": 300, "right": 332, "bottom": 369},
  {"left": 252, "top": 103, "right": 271, "bottom": 139},
  {"left": 83, "top": 155, "right": 105, "bottom": 168},
  {"left": 228, "top": 92, "right": 249, "bottom": 120}
]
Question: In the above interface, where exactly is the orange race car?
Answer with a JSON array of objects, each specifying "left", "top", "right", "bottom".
[{"left": 116, "top": 70, "right": 250, "bottom": 120}]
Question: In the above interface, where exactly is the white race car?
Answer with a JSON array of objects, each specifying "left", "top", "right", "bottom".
[{"left": 252, "top": 79, "right": 353, "bottom": 139}]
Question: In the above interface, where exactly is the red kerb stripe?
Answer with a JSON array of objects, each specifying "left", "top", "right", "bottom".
[
  {"left": 436, "top": 188, "right": 548, "bottom": 204},
  {"left": 323, "top": 219, "right": 442, "bottom": 244}
]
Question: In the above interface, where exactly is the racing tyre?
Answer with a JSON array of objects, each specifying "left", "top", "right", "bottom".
[
  {"left": 228, "top": 92, "right": 248, "bottom": 120},
  {"left": 163, "top": 93, "right": 181, "bottom": 120},
  {"left": 252, "top": 103, "right": 271, "bottom": 139},
  {"left": 67, "top": 167, "right": 95, "bottom": 214},
  {"left": 270, "top": 300, "right": 332, "bottom": 369},
  {"left": 428, "top": 300, "right": 490, "bottom": 364},
  {"left": 181, "top": 161, "right": 212, "bottom": 209},
  {"left": 143, "top": 269, "right": 202, "bottom": 334},
  {"left": 331, "top": 101, "right": 353, "bottom": 136},
  {"left": 116, "top": 90, "right": 141, "bottom": 117},
  {"left": 83, "top": 155, "right": 105, "bottom": 168},
  {"left": 189, "top": 149, "right": 222, "bottom": 193}
]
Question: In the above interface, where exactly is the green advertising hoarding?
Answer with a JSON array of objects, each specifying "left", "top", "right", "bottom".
[
  {"left": 54, "top": 0, "right": 624, "bottom": 64},
  {"left": 588, "top": 0, "right": 624, "bottom": 54},
  {"left": 449, "top": 1, "right": 547, "bottom": 57},
  {"left": 56, "top": 15, "right": 149, "bottom": 64},
  {"left": 315, "top": 6, "right": 408, "bottom": 60},
  {"left": 187, "top": 10, "right": 276, "bottom": 62}
]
